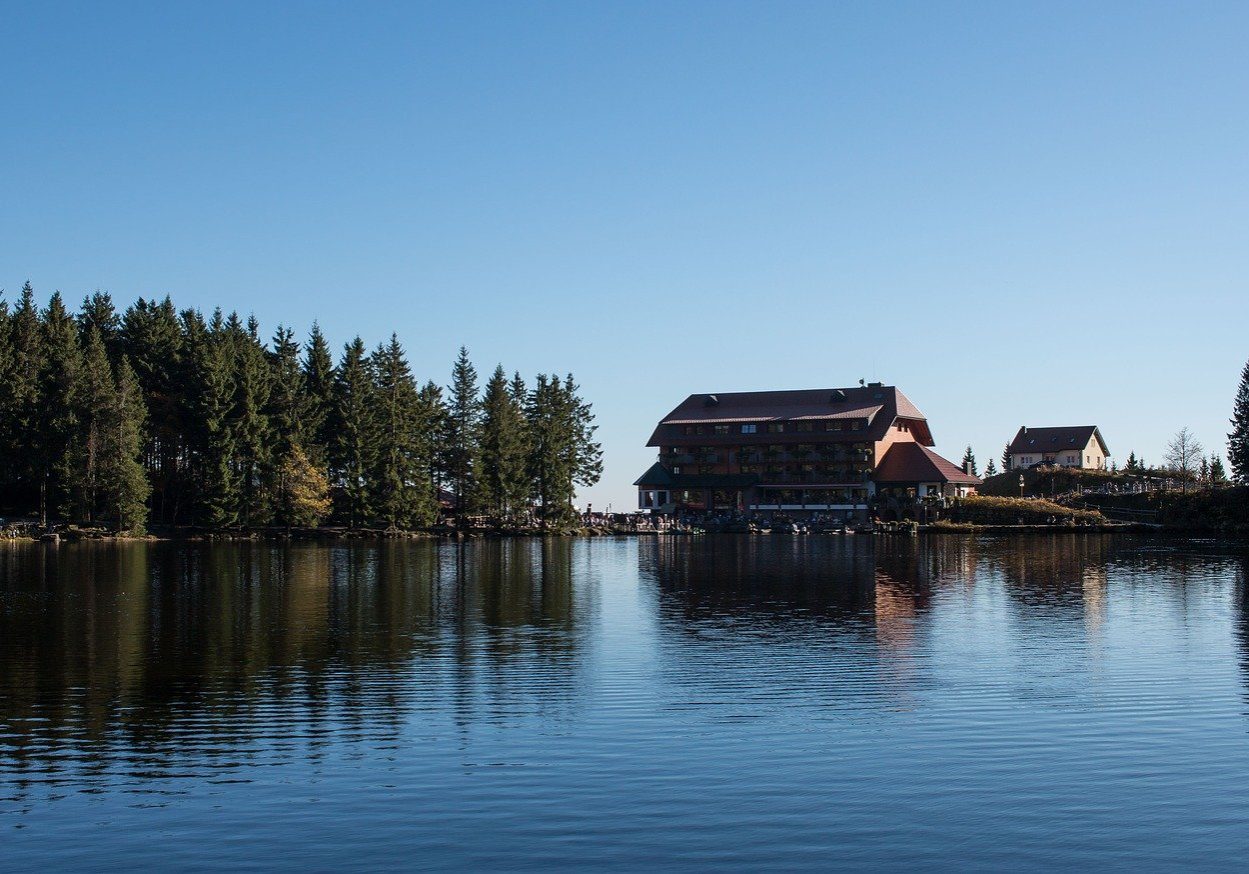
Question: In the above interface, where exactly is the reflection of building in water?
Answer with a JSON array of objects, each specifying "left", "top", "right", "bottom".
[
  {"left": 640, "top": 535, "right": 876, "bottom": 621},
  {"left": 1082, "top": 564, "right": 1108, "bottom": 639}
]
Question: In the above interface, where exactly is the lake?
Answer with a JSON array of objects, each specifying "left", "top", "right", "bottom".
[{"left": 2, "top": 535, "right": 1248, "bottom": 870}]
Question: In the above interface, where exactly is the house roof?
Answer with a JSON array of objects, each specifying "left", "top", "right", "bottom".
[
  {"left": 662, "top": 405, "right": 882, "bottom": 425},
  {"left": 874, "top": 442, "right": 982, "bottom": 485},
  {"left": 648, "top": 385, "right": 932, "bottom": 446},
  {"left": 1007, "top": 425, "right": 1109, "bottom": 456}
]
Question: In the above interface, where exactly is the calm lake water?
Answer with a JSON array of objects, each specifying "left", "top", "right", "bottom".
[{"left": 2, "top": 535, "right": 1249, "bottom": 870}]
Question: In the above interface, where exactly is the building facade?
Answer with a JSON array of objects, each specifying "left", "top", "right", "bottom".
[
  {"left": 635, "top": 383, "right": 979, "bottom": 521},
  {"left": 1006, "top": 425, "right": 1109, "bottom": 470}
]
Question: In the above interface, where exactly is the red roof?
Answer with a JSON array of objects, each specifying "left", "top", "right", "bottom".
[
  {"left": 647, "top": 385, "right": 932, "bottom": 446},
  {"left": 874, "top": 442, "right": 982, "bottom": 485}
]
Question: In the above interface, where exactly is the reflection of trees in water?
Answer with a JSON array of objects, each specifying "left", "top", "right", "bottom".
[
  {"left": 1236, "top": 556, "right": 1249, "bottom": 713},
  {"left": 971, "top": 535, "right": 1118, "bottom": 616},
  {"left": 0, "top": 539, "right": 587, "bottom": 790}
]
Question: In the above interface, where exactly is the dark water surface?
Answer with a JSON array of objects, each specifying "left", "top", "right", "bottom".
[{"left": 2, "top": 535, "right": 1249, "bottom": 870}]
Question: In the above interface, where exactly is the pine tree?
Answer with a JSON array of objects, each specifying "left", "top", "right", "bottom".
[
  {"left": 121, "top": 297, "right": 184, "bottom": 520},
  {"left": 479, "top": 364, "right": 528, "bottom": 522},
  {"left": 445, "top": 346, "right": 481, "bottom": 513},
  {"left": 1228, "top": 357, "right": 1249, "bottom": 483},
  {"left": 1001, "top": 443, "right": 1011, "bottom": 471},
  {"left": 524, "top": 374, "right": 602, "bottom": 527},
  {"left": 961, "top": 445, "right": 978, "bottom": 477},
  {"left": 302, "top": 322, "right": 336, "bottom": 466},
  {"left": 1199, "top": 455, "right": 1209, "bottom": 483},
  {"left": 267, "top": 325, "right": 305, "bottom": 456},
  {"left": 985, "top": 458, "right": 998, "bottom": 478},
  {"left": 75, "top": 326, "right": 118, "bottom": 522},
  {"left": 416, "top": 380, "right": 450, "bottom": 513},
  {"left": 565, "top": 373, "right": 603, "bottom": 500},
  {"left": 176, "top": 308, "right": 210, "bottom": 516},
  {"left": 0, "top": 283, "right": 44, "bottom": 507},
  {"left": 368, "top": 335, "right": 434, "bottom": 528},
  {"left": 40, "top": 292, "right": 85, "bottom": 522},
  {"left": 231, "top": 315, "right": 274, "bottom": 525},
  {"left": 331, "top": 337, "right": 378, "bottom": 527},
  {"left": 1210, "top": 453, "right": 1228, "bottom": 484},
  {"left": 0, "top": 292, "right": 12, "bottom": 498},
  {"left": 1126, "top": 451, "right": 1139, "bottom": 473},
  {"left": 196, "top": 310, "right": 240, "bottom": 527},
  {"left": 78, "top": 291, "right": 122, "bottom": 356},
  {"left": 101, "top": 357, "right": 151, "bottom": 533}
]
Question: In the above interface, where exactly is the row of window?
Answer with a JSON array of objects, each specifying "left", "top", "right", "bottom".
[
  {"left": 664, "top": 443, "right": 871, "bottom": 456},
  {"left": 680, "top": 419, "right": 865, "bottom": 436},
  {"left": 1013, "top": 454, "right": 1099, "bottom": 468}
]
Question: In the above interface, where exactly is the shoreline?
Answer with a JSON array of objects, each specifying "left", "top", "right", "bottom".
[{"left": 3, "top": 521, "right": 1237, "bottom": 544}]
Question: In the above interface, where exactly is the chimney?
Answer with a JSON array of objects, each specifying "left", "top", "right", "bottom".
[{"left": 964, "top": 460, "right": 973, "bottom": 475}]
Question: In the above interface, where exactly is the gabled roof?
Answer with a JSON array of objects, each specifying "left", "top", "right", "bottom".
[
  {"left": 1008, "top": 425, "right": 1109, "bottom": 456},
  {"left": 874, "top": 442, "right": 982, "bottom": 485},
  {"left": 647, "top": 385, "right": 932, "bottom": 446}
]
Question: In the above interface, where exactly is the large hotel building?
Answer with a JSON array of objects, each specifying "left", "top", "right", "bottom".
[{"left": 634, "top": 383, "right": 979, "bottom": 521}]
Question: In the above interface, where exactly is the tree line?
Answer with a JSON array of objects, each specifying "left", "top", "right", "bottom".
[{"left": 0, "top": 283, "right": 602, "bottom": 533}]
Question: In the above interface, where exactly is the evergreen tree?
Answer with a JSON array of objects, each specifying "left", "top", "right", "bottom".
[
  {"left": 961, "top": 445, "right": 978, "bottom": 476},
  {"left": 1125, "top": 451, "right": 1139, "bottom": 473},
  {"left": 78, "top": 291, "right": 122, "bottom": 356},
  {"left": 121, "top": 296, "right": 183, "bottom": 521},
  {"left": 1001, "top": 443, "right": 1011, "bottom": 471},
  {"left": 984, "top": 458, "right": 998, "bottom": 478},
  {"left": 0, "top": 292, "right": 12, "bottom": 499},
  {"left": 267, "top": 325, "right": 306, "bottom": 456},
  {"left": 330, "top": 337, "right": 378, "bottom": 527},
  {"left": 0, "top": 283, "right": 44, "bottom": 506},
  {"left": 1199, "top": 455, "right": 1209, "bottom": 483},
  {"left": 1228, "top": 357, "right": 1249, "bottom": 483},
  {"left": 416, "top": 380, "right": 450, "bottom": 513},
  {"left": 40, "top": 292, "right": 84, "bottom": 522},
  {"left": 196, "top": 311, "right": 240, "bottom": 527},
  {"left": 368, "top": 335, "right": 434, "bottom": 528},
  {"left": 302, "top": 322, "right": 336, "bottom": 466},
  {"left": 230, "top": 315, "right": 274, "bottom": 525},
  {"left": 101, "top": 356, "right": 151, "bottom": 533},
  {"left": 479, "top": 364, "right": 529, "bottom": 521},
  {"left": 1210, "top": 453, "right": 1228, "bottom": 483},
  {"left": 524, "top": 374, "right": 602, "bottom": 527},
  {"left": 565, "top": 373, "right": 603, "bottom": 501},
  {"left": 445, "top": 346, "right": 481, "bottom": 513},
  {"left": 176, "top": 308, "right": 211, "bottom": 516},
  {"left": 74, "top": 326, "right": 118, "bottom": 522}
]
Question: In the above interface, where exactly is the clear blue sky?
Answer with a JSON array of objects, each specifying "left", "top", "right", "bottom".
[{"left": 3, "top": 1, "right": 1247, "bottom": 509}]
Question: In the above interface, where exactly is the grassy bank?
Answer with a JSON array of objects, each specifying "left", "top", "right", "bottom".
[{"left": 945, "top": 495, "right": 1107, "bottom": 526}]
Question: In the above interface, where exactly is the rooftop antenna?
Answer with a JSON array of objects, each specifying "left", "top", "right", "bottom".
[{"left": 858, "top": 378, "right": 865, "bottom": 386}]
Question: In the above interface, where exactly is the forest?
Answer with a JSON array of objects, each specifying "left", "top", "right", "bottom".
[{"left": 0, "top": 283, "right": 602, "bottom": 534}]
